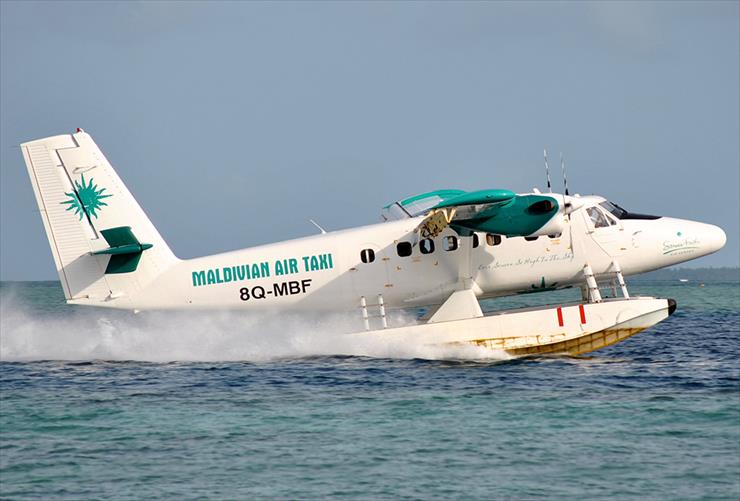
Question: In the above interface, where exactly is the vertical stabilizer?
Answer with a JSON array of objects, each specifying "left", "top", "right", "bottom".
[{"left": 21, "top": 130, "right": 177, "bottom": 304}]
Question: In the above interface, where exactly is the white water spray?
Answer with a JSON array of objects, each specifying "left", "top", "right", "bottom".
[{"left": 0, "top": 289, "right": 509, "bottom": 363}]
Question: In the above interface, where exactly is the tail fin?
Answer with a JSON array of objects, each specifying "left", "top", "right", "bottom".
[{"left": 21, "top": 129, "right": 177, "bottom": 305}]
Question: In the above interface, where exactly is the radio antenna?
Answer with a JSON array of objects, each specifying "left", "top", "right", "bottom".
[
  {"left": 560, "top": 152, "right": 569, "bottom": 196},
  {"left": 543, "top": 149, "right": 552, "bottom": 193},
  {"left": 308, "top": 219, "right": 327, "bottom": 234}
]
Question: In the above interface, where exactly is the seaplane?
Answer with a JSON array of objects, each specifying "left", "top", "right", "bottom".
[{"left": 20, "top": 129, "right": 727, "bottom": 356}]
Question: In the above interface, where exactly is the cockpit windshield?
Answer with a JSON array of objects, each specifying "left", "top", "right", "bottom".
[
  {"left": 599, "top": 200, "right": 662, "bottom": 220},
  {"left": 599, "top": 201, "right": 628, "bottom": 219}
]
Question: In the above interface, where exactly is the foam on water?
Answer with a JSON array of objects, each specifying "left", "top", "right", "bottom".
[{"left": 0, "top": 292, "right": 509, "bottom": 363}]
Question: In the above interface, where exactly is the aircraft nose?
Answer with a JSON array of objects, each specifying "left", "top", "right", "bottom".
[
  {"left": 704, "top": 224, "right": 727, "bottom": 253},
  {"left": 686, "top": 222, "right": 726, "bottom": 256},
  {"left": 659, "top": 219, "right": 727, "bottom": 262}
]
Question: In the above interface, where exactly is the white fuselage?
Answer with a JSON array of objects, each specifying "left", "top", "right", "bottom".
[
  {"left": 20, "top": 131, "right": 726, "bottom": 318},
  {"left": 114, "top": 194, "right": 726, "bottom": 312}
]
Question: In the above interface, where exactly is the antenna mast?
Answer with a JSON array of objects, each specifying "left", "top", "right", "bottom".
[{"left": 309, "top": 219, "right": 327, "bottom": 234}]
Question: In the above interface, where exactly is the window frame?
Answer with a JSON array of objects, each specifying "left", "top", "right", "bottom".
[
  {"left": 486, "top": 234, "right": 502, "bottom": 246},
  {"left": 396, "top": 241, "right": 413, "bottom": 257},
  {"left": 360, "top": 248, "right": 375, "bottom": 264},
  {"left": 420, "top": 238, "right": 435, "bottom": 254}
]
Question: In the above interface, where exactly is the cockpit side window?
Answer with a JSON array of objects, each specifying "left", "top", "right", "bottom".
[{"left": 586, "top": 207, "right": 610, "bottom": 228}]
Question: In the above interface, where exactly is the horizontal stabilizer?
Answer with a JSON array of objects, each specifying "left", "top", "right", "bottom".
[{"left": 91, "top": 226, "right": 153, "bottom": 274}]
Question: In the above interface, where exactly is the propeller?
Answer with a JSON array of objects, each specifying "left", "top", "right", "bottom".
[
  {"left": 558, "top": 153, "right": 580, "bottom": 256},
  {"left": 560, "top": 152, "right": 569, "bottom": 196}
]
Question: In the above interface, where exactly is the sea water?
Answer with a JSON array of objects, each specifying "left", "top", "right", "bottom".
[{"left": 1, "top": 280, "right": 738, "bottom": 500}]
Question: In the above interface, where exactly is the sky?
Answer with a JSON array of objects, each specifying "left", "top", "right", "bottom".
[{"left": 1, "top": 1, "right": 738, "bottom": 280}]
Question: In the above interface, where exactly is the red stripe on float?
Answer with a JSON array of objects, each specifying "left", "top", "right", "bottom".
[
  {"left": 556, "top": 307, "right": 564, "bottom": 327},
  {"left": 579, "top": 304, "right": 587, "bottom": 324}
]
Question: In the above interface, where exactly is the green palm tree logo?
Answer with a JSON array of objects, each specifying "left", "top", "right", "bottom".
[{"left": 60, "top": 174, "right": 112, "bottom": 220}]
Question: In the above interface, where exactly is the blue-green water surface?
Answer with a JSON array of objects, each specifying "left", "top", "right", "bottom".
[{"left": 1, "top": 281, "right": 738, "bottom": 500}]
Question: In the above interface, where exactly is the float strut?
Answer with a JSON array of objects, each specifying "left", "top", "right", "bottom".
[
  {"left": 378, "top": 294, "right": 388, "bottom": 329},
  {"left": 583, "top": 264, "right": 602, "bottom": 303},
  {"left": 360, "top": 296, "right": 370, "bottom": 331},
  {"left": 612, "top": 260, "right": 630, "bottom": 299}
]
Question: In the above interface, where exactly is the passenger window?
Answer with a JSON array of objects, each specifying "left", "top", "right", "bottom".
[
  {"left": 524, "top": 236, "right": 539, "bottom": 241},
  {"left": 360, "top": 248, "right": 375, "bottom": 264},
  {"left": 420, "top": 238, "right": 435, "bottom": 254},
  {"left": 587, "top": 207, "right": 610, "bottom": 228},
  {"left": 486, "top": 234, "right": 502, "bottom": 246},
  {"left": 396, "top": 241, "right": 412, "bottom": 257},
  {"left": 443, "top": 236, "right": 458, "bottom": 251},
  {"left": 472, "top": 233, "right": 480, "bottom": 248}
]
